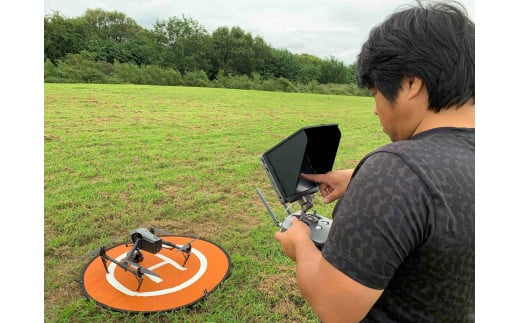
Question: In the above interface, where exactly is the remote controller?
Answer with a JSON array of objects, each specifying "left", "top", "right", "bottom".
[
  {"left": 279, "top": 210, "right": 332, "bottom": 249},
  {"left": 256, "top": 188, "right": 333, "bottom": 250}
]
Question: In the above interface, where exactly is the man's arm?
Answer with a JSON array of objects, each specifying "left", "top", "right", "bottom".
[
  {"left": 275, "top": 218, "right": 383, "bottom": 323},
  {"left": 300, "top": 169, "right": 354, "bottom": 204}
]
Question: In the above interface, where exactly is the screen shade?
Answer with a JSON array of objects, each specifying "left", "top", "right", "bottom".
[{"left": 260, "top": 124, "right": 341, "bottom": 203}]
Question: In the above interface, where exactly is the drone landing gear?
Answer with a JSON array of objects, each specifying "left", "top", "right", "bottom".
[
  {"left": 135, "top": 269, "right": 144, "bottom": 291},
  {"left": 162, "top": 238, "right": 197, "bottom": 267},
  {"left": 180, "top": 250, "right": 191, "bottom": 267},
  {"left": 98, "top": 245, "right": 158, "bottom": 291}
]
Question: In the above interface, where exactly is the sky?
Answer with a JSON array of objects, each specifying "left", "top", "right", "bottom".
[{"left": 43, "top": 0, "right": 475, "bottom": 65}]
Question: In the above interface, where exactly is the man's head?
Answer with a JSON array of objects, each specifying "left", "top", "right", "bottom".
[{"left": 356, "top": 1, "right": 474, "bottom": 112}]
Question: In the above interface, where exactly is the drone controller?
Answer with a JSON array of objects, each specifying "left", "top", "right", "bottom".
[
  {"left": 256, "top": 124, "right": 341, "bottom": 250},
  {"left": 256, "top": 188, "right": 332, "bottom": 249},
  {"left": 280, "top": 210, "right": 332, "bottom": 246}
]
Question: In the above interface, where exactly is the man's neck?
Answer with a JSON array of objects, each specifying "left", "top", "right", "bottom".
[{"left": 414, "top": 102, "right": 475, "bottom": 136}]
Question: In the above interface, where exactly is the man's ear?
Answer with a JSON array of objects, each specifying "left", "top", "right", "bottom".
[{"left": 404, "top": 76, "right": 424, "bottom": 99}]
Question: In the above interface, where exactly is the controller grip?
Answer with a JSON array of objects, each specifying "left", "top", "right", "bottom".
[{"left": 280, "top": 214, "right": 332, "bottom": 250}]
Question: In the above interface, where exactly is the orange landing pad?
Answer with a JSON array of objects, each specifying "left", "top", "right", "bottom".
[{"left": 80, "top": 236, "right": 231, "bottom": 313}]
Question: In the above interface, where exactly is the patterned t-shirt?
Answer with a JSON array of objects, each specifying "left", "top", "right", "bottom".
[{"left": 322, "top": 127, "right": 475, "bottom": 322}]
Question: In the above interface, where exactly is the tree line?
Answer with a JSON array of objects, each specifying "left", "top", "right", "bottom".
[{"left": 44, "top": 8, "right": 369, "bottom": 96}]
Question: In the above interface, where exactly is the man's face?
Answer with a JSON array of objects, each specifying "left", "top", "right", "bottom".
[
  {"left": 370, "top": 80, "right": 426, "bottom": 142},
  {"left": 371, "top": 88, "right": 401, "bottom": 142}
]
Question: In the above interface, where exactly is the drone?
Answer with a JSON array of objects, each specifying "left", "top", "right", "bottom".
[{"left": 90, "top": 227, "right": 198, "bottom": 291}]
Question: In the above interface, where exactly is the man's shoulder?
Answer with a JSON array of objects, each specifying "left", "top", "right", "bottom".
[{"left": 370, "top": 127, "right": 474, "bottom": 159}]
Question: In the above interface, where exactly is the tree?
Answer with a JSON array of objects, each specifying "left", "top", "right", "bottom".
[
  {"left": 44, "top": 12, "right": 90, "bottom": 63},
  {"left": 295, "top": 54, "right": 322, "bottom": 83},
  {"left": 153, "top": 15, "right": 212, "bottom": 73},
  {"left": 263, "top": 48, "right": 301, "bottom": 81},
  {"left": 251, "top": 36, "right": 273, "bottom": 77},
  {"left": 120, "top": 29, "right": 157, "bottom": 66},
  {"left": 345, "top": 63, "right": 357, "bottom": 84},
  {"left": 82, "top": 8, "right": 141, "bottom": 43},
  {"left": 44, "top": 8, "right": 362, "bottom": 89},
  {"left": 210, "top": 26, "right": 269, "bottom": 78},
  {"left": 318, "top": 57, "right": 350, "bottom": 84},
  {"left": 81, "top": 9, "right": 149, "bottom": 64}
]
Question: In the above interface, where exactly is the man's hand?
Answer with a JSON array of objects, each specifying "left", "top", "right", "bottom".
[
  {"left": 274, "top": 217, "right": 313, "bottom": 261},
  {"left": 274, "top": 215, "right": 383, "bottom": 323},
  {"left": 300, "top": 169, "right": 355, "bottom": 203}
]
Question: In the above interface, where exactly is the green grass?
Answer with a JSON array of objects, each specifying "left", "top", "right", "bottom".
[{"left": 44, "top": 83, "right": 389, "bottom": 322}]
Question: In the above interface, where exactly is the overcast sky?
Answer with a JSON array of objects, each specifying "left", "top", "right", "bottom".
[{"left": 44, "top": 0, "right": 475, "bottom": 65}]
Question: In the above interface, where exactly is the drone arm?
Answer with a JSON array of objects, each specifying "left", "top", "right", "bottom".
[
  {"left": 100, "top": 253, "right": 138, "bottom": 274},
  {"left": 161, "top": 240, "right": 180, "bottom": 250},
  {"left": 99, "top": 246, "right": 109, "bottom": 273},
  {"left": 124, "top": 238, "right": 141, "bottom": 262}
]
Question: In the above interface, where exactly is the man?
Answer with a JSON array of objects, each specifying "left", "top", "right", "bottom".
[{"left": 274, "top": 1, "right": 474, "bottom": 322}]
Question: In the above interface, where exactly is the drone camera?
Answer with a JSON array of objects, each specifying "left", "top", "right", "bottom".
[{"left": 131, "top": 228, "right": 162, "bottom": 254}]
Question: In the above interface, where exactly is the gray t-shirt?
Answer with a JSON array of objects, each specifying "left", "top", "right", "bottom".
[{"left": 322, "top": 127, "right": 475, "bottom": 322}]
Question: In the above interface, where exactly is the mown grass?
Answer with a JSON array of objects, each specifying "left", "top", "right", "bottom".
[{"left": 44, "top": 83, "right": 389, "bottom": 322}]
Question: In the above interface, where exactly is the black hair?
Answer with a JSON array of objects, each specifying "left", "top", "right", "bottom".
[{"left": 356, "top": 1, "right": 474, "bottom": 112}]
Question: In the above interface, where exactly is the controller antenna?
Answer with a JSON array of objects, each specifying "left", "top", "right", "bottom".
[{"left": 256, "top": 188, "right": 282, "bottom": 227}]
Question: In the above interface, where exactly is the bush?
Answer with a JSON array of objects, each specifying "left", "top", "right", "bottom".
[
  {"left": 183, "top": 70, "right": 209, "bottom": 87},
  {"left": 163, "top": 69, "right": 183, "bottom": 86},
  {"left": 57, "top": 51, "right": 107, "bottom": 83},
  {"left": 44, "top": 59, "right": 61, "bottom": 83},
  {"left": 140, "top": 65, "right": 165, "bottom": 85},
  {"left": 216, "top": 74, "right": 254, "bottom": 90},
  {"left": 260, "top": 77, "right": 298, "bottom": 93},
  {"left": 43, "top": 57, "right": 370, "bottom": 98},
  {"left": 113, "top": 61, "right": 141, "bottom": 84}
]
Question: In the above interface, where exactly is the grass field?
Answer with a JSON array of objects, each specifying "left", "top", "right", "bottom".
[{"left": 44, "top": 83, "right": 389, "bottom": 322}]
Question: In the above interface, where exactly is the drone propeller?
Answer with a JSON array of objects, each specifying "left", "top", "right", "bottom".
[
  {"left": 80, "top": 244, "right": 117, "bottom": 262},
  {"left": 80, "top": 247, "right": 104, "bottom": 262},
  {"left": 161, "top": 236, "right": 199, "bottom": 251},
  {"left": 128, "top": 261, "right": 160, "bottom": 277},
  {"left": 176, "top": 237, "right": 199, "bottom": 252},
  {"left": 79, "top": 235, "right": 126, "bottom": 262},
  {"left": 149, "top": 227, "right": 174, "bottom": 237}
]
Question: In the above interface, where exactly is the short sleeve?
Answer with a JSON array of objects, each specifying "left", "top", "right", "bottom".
[{"left": 322, "top": 151, "right": 433, "bottom": 289}]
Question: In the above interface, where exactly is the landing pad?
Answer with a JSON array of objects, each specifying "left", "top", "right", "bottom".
[{"left": 80, "top": 236, "right": 231, "bottom": 313}]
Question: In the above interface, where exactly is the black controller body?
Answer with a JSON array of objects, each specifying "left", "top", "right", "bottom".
[{"left": 280, "top": 211, "right": 333, "bottom": 250}]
